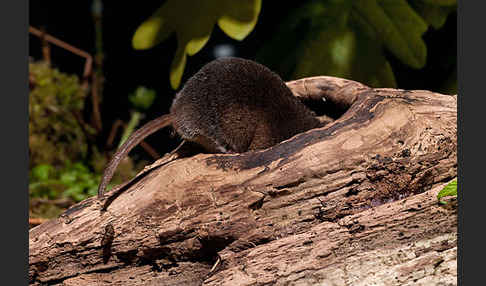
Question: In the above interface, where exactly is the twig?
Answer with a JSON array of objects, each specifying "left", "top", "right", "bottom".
[
  {"left": 29, "top": 26, "right": 102, "bottom": 133},
  {"left": 91, "top": 0, "right": 105, "bottom": 132},
  {"left": 29, "top": 26, "right": 103, "bottom": 133},
  {"left": 91, "top": 72, "right": 103, "bottom": 132},
  {"left": 139, "top": 141, "right": 160, "bottom": 160},
  {"left": 106, "top": 119, "right": 125, "bottom": 148},
  {"left": 29, "top": 26, "right": 93, "bottom": 88},
  {"left": 40, "top": 27, "right": 51, "bottom": 64},
  {"left": 72, "top": 110, "right": 96, "bottom": 141}
]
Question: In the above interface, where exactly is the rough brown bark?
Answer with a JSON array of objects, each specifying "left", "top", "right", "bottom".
[{"left": 29, "top": 76, "right": 457, "bottom": 286}]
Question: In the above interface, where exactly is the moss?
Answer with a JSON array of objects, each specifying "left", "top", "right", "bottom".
[
  {"left": 29, "top": 62, "right": 145, "bottom": 215},
  {"left": 29, "top": 61, "right": 90, "bottom": 167}
]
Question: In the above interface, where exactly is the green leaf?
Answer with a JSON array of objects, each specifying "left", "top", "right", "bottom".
[
  {"left": 217, "top": 0, "right": 261, "bottom": 40},
  {"left": 63, "top": 185, "right": 83, "bottom": 197},
  {"left": 72, "top": 162, "right": 89, "bottom": 172},
  {"left": 129, "top": 86, "right": 157, "bottom": 111},
  {"left": 422, "top": 0, "right": 456, "bottom": 6},
  {"left": 118, "top": 111, "right": 142, "bottom": 148},
  {"left": 170, "top": 41, "right": 189, "bottom": 89},
  {"left": 60, "top": 172, "right": 77, "bottom": 185},
  {"left": 410, "top": 0, "right": 456, "bottom": 29},
  {"left": 132, "top": 15, "right": 170, "bottom": 50},
  {"left": 437, "top": 179, "right": 457, "bottom": 204},
  {"left": 31, "top": 164, "right": 53, "bottom": 181},
  {"left": 259, "top": 0, "right": 396, "bottom": 88},
  {"left": 78, "top": 172, "right": 93, "bottom": 182},
  {"left": 264, "top": 0, "right": 429, "bottom": 83},
  {"left": 29, "top": 182, "right": 44, "bottom": 190},
  {"left": 132, "top": 0, "right": 261, "bottom": 89},
  {"left": 294, "top": 26, "right": 397, "bottom": 88},
  {"left": 354, "top": 0, "right": 428, "bottom": 69}
]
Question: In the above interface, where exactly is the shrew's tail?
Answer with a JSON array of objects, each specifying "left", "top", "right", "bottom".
[{"left": 98, "top": 115, "right": 173, "bottom": 198}]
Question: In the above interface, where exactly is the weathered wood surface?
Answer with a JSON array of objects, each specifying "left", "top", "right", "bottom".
[{"left": 29, "top": 76, "right": 457, "bottom": 285}]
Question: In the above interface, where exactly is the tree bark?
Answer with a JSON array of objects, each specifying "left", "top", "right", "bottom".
[{"left": 29, "top": 76, "right": 457, "bottom": 286}]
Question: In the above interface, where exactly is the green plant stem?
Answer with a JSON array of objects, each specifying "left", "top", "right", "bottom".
[{"left": 118, "top": 111, "right": 142, "bottom": 148}]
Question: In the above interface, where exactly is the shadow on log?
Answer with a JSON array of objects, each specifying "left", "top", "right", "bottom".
[{"left": 29, "top": 76, "right": 457, "bottom": 286}]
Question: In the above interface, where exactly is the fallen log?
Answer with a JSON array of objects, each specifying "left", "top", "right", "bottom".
[{"left": 29, "top": 76, "right": 457, "bottom": 285}]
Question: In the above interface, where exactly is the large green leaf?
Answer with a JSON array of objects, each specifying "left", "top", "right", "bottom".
[
  {"left": 294, "top": 24, "right": 396, "bottom": 88},
  {"left": 410, "top": 0, "right": 456, "bottom": 29},
  {"left": 258, "top": 0, "right": 436, "bottom": 87},
  {"left": 256, "top": 1, "right": 322, "bottom": 79},
  {"left": 132, "top": 0, "right": 261, "bottom": 89},
  {"left": 354, "top": 0, "right": 428, "bottom": 69},
  {"left": 258, "top": 0, "right": 396, "bottom": 88},
  {"left": 422, "top": 0, "right": 456, "bottom": 6}
]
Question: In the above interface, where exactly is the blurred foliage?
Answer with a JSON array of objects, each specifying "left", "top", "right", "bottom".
[
  {"left": 129, "top": 86, "right": 157, "bottom": 111},
  {"left": 437, "top": 179, "right": 457, "bottom": 205},
  {"left": 29, "top": 62, "right": 100, "bottom": 205},
  {"left": 29, "top": 156, "right": 139, "bottom": 204},
  {"left": 29, "top": 62, "right": 144, "bottom": 217},
  {"left": 410, "top": 0, "right": 457, "bottom": 29},
  {"left": 258, "top": 0, "right": 456, "bottom": 89},
  {"left": 132, "top": 0, "right": 456, "bottom": 92},
  {"left": 29, "top": 162, "right": 100, "bottom": 202},
  {"left": 29, "top": 62, "right": 93, "bottom": 167},
  {"left": 119, "top": 86, "right": 157, "bottom": 147},
  {"left": 132, "top": 0, "right": 261, "bottom": 88}
]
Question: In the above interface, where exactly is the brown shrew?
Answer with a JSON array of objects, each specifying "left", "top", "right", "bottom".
[{"left": 98, "top": 57, "right": 321, "bottom": 198}]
